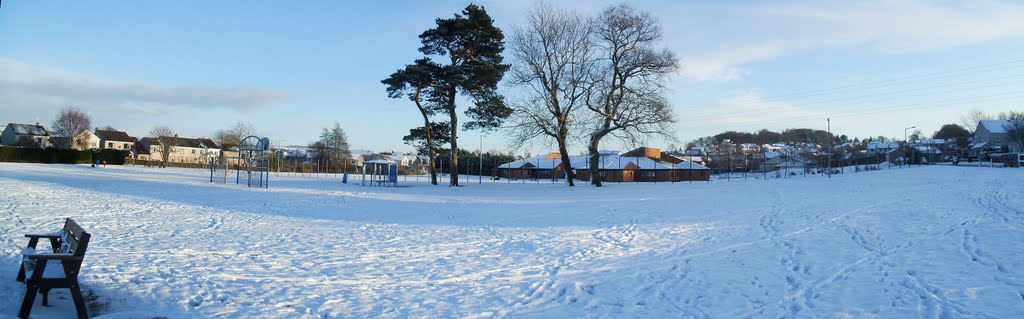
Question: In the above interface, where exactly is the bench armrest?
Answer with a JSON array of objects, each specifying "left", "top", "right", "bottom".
[
  {"left": 24, "top": 253, "right": 83, "bottom": 261},
  {"left": 24, "top": 233, "right": 62, "bottom": 239}
]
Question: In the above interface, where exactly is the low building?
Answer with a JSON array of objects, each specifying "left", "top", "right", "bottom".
[
  {"left": 497, "top": 147, "right": 710, "bottom": 182},
  {"left": 1, "top": 123, "right": 50, "bottom": 148},
  {"left": 147, "top": 135, "right": 221, "bottom": 163},
  {"left": 866, "top": 142, "right": 899, "bottom": 155}
]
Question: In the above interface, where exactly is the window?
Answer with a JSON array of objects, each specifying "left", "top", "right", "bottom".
[
  {"left": 599, "top": 171, "right": 606, "bottom": 177},
  {"left": 641, "top": 171, "right": 655, "bottom": 177},
  {"left": 192, "top": 149, "right": 197, "bottom": 154},
  {"left": 108, "top": 142, "right": 113, "bottom": 148}
]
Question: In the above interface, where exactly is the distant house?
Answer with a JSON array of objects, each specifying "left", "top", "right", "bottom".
[
  {"left": 133, "top": 138, "right": 152, "bottom": 160},
  {"left": 1, "top": 123, "right": 50, "bottom": 148},
  {"left": 866, "top": 142, "right": 899, "bottom": 155},
  {"left": 95, "top": 129, "right": 136, "bottom": 151},
  {"left": 147, "top": 135, "right": 221, "bottom": 163},
  {"left": 971, "top": 120, "right": 1019, "bottom": 157},
  {"left": 71, "top": 130, "right": 101, "bottom": 150},
  {"left": 391, "top": 153, "right": 421, "bottom": 167},
  {"left": 350, "top": 150, "right": 375, "bottom": 167}
]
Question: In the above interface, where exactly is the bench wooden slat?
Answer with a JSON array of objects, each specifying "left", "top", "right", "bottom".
[{"left": 16, "top": 218, "right": 91, "bottom": 319}]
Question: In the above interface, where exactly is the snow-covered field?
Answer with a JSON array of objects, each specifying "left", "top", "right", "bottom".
[{"left": 1, "top": 163, "right": 1022, "bottom": 318}]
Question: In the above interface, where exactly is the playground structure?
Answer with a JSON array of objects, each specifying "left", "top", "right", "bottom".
[
  {"left": 361, "top": 159, "right": 398, "bottom": 187},
  {"left": 210, "top": 135, "right": 271, "bottom": 188}
]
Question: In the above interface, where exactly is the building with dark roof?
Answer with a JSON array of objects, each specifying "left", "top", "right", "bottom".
[{"left": 1, "top": 123, "right": 50, "bottom": 148}]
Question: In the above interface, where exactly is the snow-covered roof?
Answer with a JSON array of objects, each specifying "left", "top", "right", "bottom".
[
  {"left": 350, "top": 149, "right": 375, "bottom": 157},
  {"left": 6, "top": 123, "right": 48, "bottom": 136},
  {"left": 917, "top": 138, "right": 946, "bottom": 145},
  {"left": 979, "top": 120, "right": 1009, "bottom": 134},
  {"left": 364, "top": 159, "right": 396, "bottom": 165},
  {"left": 867, "top": 142, "right": 899, "bottom": 149},
  {"left": 915, "top": 146, "right": 942, "bottom": 154},
  {"left": 499, "top": 153, "right": 709, "bottom": 170}
]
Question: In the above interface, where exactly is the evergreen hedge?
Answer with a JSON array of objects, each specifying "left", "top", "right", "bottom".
[{"left": 0, "top": 147, "right": 129, "bottom": 165}]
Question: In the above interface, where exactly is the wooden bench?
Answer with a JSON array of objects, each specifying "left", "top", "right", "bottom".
[{"left": 16, "top": 218, "right": 91, "bottom": 319}]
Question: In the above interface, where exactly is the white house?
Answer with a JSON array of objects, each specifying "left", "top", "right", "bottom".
[
  {"left": 95, "top": 129, "right": 136, "bottom": 151},
  {"left": 971, "top": 120, "right": 1019, "bottom": 157},
  {"left": 72, "top": 130, "right": 101, "bottom": 150},
  {"left": 866, "top": 142, "right": 899, "bottom": 154},
  {"left": 147, "top": 136, "right": 221, "bottom": 163},
  {"left": 1, "top": 123, "right": 50, "bottom": 148}
]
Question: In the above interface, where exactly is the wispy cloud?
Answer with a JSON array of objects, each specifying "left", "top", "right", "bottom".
[
  {"left": 667, "top": 0, "right": 1024, "bottom": 81},
  {"left": 0, "top": 56, "right": 292, "bottom": 114}
]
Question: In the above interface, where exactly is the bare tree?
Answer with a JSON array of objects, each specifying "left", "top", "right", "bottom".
[
  {"left": 1004, "top": 111, "right": 1024, "bottom": 153},
  {"left": 213, "top": 122, "right": 257, "bottom": 148},
  {"left": 149, "top": 126, "right": 176, "bottom": 165},
  {"left": 507, "top": 1, "right": 593, "bottom": 186},
  {"left": 960, "top": 109, "right": 989, "bottom": 132},
  {"left": 51, "top": 105, "right": 92, "bottom": 149},
  {"left": 584, "top": 4, "right": 679, "bottom": 186}
]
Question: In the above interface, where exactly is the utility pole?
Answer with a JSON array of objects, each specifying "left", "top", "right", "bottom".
[{"left": 827, "top": 117, "right": 831, "bottom": 178}]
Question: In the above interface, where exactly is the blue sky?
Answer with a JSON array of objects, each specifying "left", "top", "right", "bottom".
[{"left": 2, "top": 0, "right": 1023, "bottom": 154}]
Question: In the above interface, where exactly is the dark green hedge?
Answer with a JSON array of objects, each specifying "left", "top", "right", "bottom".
[{"left": 0, "top": 147, "right": 129, "bottom": 165}]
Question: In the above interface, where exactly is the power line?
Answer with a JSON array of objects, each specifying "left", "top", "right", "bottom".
[
  {"left": 681, "top": 79, "right": 1024, "bottom": 123},
  {"left": 689, "top": 92, "right": 1024, "bottom": 129},
  {"left": 750, "top": 59, "right": 1024, "bottom": 101}
]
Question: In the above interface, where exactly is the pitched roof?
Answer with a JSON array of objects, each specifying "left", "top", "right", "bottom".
[
  {"left": 94, "top": 129, "right": 134, "bottom": 142},
  {"left": 6, "top": 123, "right": 48, "bottom": 136},
  {"left": 979, "top": 120, "right": 1010, "bottom": 134},
  {"left": 133, "top": 140, "right": 151, "bottom": 154},
  {"left": 499, "top": 153, "right": 709, "bottom": 170},
  {"left": 197, "top": 138, "right": 219, "bottom": 149}
]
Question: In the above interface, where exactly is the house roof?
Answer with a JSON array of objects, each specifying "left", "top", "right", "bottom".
[
  {"left": 499, "top": 153, "right": 709, "bottom": 171},
  {"left": 94, "top": 129, "right": 134, "bottom": 142},
  {"left": 133, "top": 140, "right": 151, "bottom": 154},
  {"left": 6, "top": 123, "right": 48, "bottom": 136},
  {"left": 197, "top": 138, "right": 219, "bottom": 149},
  {"left": 867, "top": 142, "right": 899, "bottom": 149},
  {"left": 979, "top": 120, "right": 1009, "bottom": 134}
]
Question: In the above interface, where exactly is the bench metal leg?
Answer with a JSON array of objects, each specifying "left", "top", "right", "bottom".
[
  {"left": 70, "top": 281, "right": 89, "bottom": 319},
  {"left": 18, "top": 284, "right": 37, "bottom": 319},
  {"left": 41, "top": 288, "right": 50, "bottom": 306},
  {"left": 16, "top": 239, "right": 39, "bottom": 283},
  {"left": 16, "top": 264, "right": 25, "bottom": 282}
]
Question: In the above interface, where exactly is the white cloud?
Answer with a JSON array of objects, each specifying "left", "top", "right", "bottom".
[
  {"left": 0, "top": 56, "right": 292, "bottom": 114},
  {"left": 666, "top": 0, "right": 1024, "bottom": 81}
]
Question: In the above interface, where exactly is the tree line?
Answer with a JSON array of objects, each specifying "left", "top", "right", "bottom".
[{"left": 384, "top": 2, "right": 678, "bottom": 187}]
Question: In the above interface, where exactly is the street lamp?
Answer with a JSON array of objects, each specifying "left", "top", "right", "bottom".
[{"left": 904, "top": 126, "right": 916, "bottom": 166}]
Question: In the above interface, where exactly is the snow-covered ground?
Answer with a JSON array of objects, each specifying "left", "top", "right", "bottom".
[{"left": 1, "top": 163, "right": 1022, "bottom": 318}]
